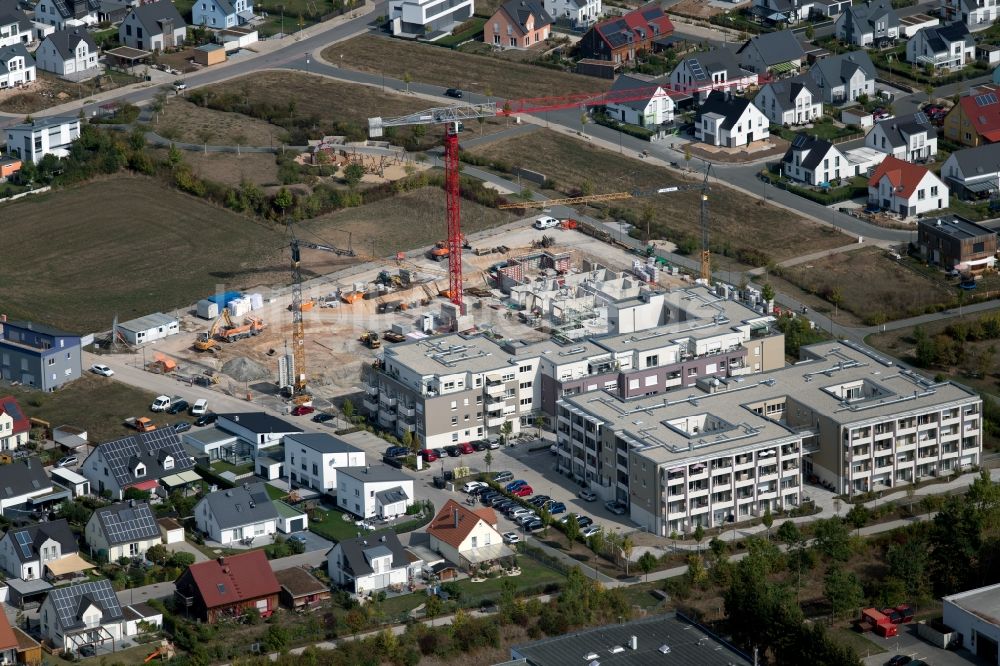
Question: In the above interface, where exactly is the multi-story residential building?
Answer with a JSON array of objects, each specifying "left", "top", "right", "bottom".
[
  {"left": 363, "top": 286, "right": 784, "bottom": 448},
  {"left": 556, "top": 341, "right": 982, "bottom": 536},
  {"left": 388, "top": 0, "right": 474, "bottom": 39},
  {"left": 0, "top": 318, "right": 84, "bottom": 390},
  {"left": 4, "top": 117, "right": 80, "bottom": 164},
  {"left": 283, "top": 433, "right": 365, "bottom": 492}
]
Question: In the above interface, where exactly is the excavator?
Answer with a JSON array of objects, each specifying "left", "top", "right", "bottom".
[
  {"left": 426, "top": 236, "right": 471, "bottom": 261},
  {"left": 194, "top": 309, "right": 265, "bottom": 350}
]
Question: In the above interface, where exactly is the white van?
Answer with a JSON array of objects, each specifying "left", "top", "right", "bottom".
[
  {"left": 190, "top": 399, "right": 208, "bottom": 417},
  {"left": 534, "top": 216, "right": 559, "bottom": 230},
  {"left": 151, "top": 395, "right": 171, "bottom": 412}
]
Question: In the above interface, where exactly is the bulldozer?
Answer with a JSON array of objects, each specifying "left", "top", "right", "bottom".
[{"left": 359, "top": 331, "right": 381, "bottom": 349}]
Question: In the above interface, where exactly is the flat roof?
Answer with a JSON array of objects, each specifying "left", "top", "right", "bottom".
[
  {"left": 944, "top": 582, "right": 1000, "bottom": 624},
  {"left": 118, "top": 312, "right": 177, "bottom": 333},
  {"left": 386, "top": 333, "right": 514, "bottom": 375},
  {"left": 183, "top": 428, "right": 239, "bottom": 446},
  {"left": 919, "top": 215, "right": 996, "bottom": 241},
  {"left": 50, "top": 467, "right": 88, "bottom": 484},
  {"left": 338, "top": 465, "right": 411, "bottom": 484},
  {"left": 284, "top": 433, "right": 363, "bottom": 455},
  {"left": 512, "top": 612, "right": 752, "bottom": 666}
]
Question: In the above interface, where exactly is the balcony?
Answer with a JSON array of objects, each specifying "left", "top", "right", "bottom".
[
  {"left": 362, "top": 397, "right": 379, "bottom": 413},
  {"left": 378, "top": 410, "right": 397, "bottom": 426},
  {"left": 486, "top": 401, "right": 503, "bottom": 413},
  {"left": 487, "top": 416, "right": 506, "bottom": 428},
  {"left": 399, "top": 405, "right": 415, "bottom": 418},
  {"left": 380, "top": 395, "right": 397, "bottom": 408},
  {"left": 365, "top": 385, "right": 379, "bottom": 397},
  {"left": 486, "top": 383, "right": 505, "bottom": 398}
]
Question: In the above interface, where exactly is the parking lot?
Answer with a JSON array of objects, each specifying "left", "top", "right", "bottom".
[{"left": 861, "top": 623, "right": 994, "bottom": 666}]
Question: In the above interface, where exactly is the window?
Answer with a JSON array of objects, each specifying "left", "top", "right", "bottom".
[
  {"left": 645, "top": 354, "right": 658, "bottom": 367},
  {"left": 520, "top": 397, "right": 532, "bottom": 406},
  {"left": 450, "top": 400, "right": 457, "bottom": 411},
  {"left": 451, "top": 416, "right": 458, "bottom": 425},
  {"left": 931, "top": 186, "right": 938, "bottom": 196},
  {"left": 47, "top": 358, "right": 55, "bottom": 366},
  {"left": 519, "top": 364, "right": 532, "bottom": 373},
  {"left": 519, "top": 381, "right": 532, "bottom": 389}
]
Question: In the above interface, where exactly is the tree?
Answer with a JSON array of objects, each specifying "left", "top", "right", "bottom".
[
  {"left": 805, "top": 24, "right": 815, "bottom": 39},
  {"left": 195, "top": 128, "right": 213, "bottom": 154},
  {"left": 342, "top": 399, "right": 355, "bottom": 422},
  {"left": 484, "top": 449, "right": 493, "bottom": 473},
  {"left": 709, "top": 537, "right": 728, "bottom": 562},
  {"left": 761, "top": 282, "right": 775, "bottom": 305},
  {"left": 761, "top": 506, "right": 774, "bottom": 540},
  {"left": 343, "top": 162, "right": 365, "bottom": 187},
  {"left": 402, "top": 429, "right": 415, "bottom": 453},
  {"left": 425, "top": 594, "right": 443, "bottom": 626},
  {"left": 776, "top": 520, "right": 801, "bottom": 548},
  {"left": 146, "top": 544, "right": 169, "bottom": 566},
  {"left": 886, "top": 542, "right": 929, "bottom": 604},
  {"left": 402, "top": 71, "right": 412, "bottom": 92},
  {"left": 824, "top": 566, "right": 864, "bottom": 619},
  {"left": 638, "top": 551, "right": 657, "bottom": 581},
  {"left": 534, "top": 415, "right": 545, "bottom": 438},
  {"left": 693, "top": 524, "right": 705, "bottom": 553},
  {"left": 564, "top": 514, "right": 580, "bottom": 544},
  {"left": 500, "top": 420, "right": 513, "bottom": 444},
  {"left": 167, "top": 143, "right": 183, "bottom": 167},
  {"left": 621, "top": 535, "right": 634, "bottom": 575},
  {"left": 845, "top": 504, "right": 870, "bottom": 536},
  {"left": 813, "top": 518, "right": 852, "bottom": 561},
  {"left": 273, "top": 187, "right": 294, "bottom": 214}
]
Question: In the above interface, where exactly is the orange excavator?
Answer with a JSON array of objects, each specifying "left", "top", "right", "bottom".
[{"left": 427, "top": 236, "right": 471, "bottom": 261}]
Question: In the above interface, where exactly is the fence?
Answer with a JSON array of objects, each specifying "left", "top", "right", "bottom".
[{"left": 0, "top": 186, "right": 50, "bottom": 204}]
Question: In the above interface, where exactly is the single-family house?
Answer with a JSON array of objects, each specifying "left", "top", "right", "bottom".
[
  {"left": 34, "top": 0, "right": 99, "bottom": 30},
  {"left": 542, "top": 0, "right": 600, "bottom": 28},
  {"left": 79, "top": 430, "right": 197, "bottom": 500},
  {"left": 85, "top": 500, "right": 162, "bottom": 563},
  {"left": 578, "top": 4, "right": 673, "bottom": 64},
  {"left": 275, "top": 566, "right": 331, "bottom": 610},
  {"left": 427, "top": 500, "right": 512, "bottom": 570},
  {"left": 604, "top": 74, "right": 675, "bottom": 127},
  {"left": 0, "top": 612, "right": 18, "bottom": 665},
  {"left": 485, "top": 0, "right": 554, "bottom": 49},
  {"left": 866, "top": 113, "right": 938, "bottom": 161},
  {"left": 941, "top": 142, "right": 1000, "bottom": 199},
  {"left": 780, "top": 135, "right": 847, "bottom": 185},
  {"left": 812, "top": 0, "right": 853, "bottom": 18},
  {"left": 918, "top": 215, "right": 998, "bottom": 271},
  {"left": 0, "top": 395, "right": 29, "bottom": 451},
  {"left": 174, "top": 551, "right": 280, "bottom": 623},
  {"left": 34, "top": 27, "right": 98, "bottom": 77},
  {"left": 336, "top": 466, "right": 415, "bottom": 520},
  {"left": 193, "top": 0, "right": 253, "bottom": 29},
  {"left": 669, "top": 48, "right": 759, "bottom": 99},
  {"left": 944, "top": 86, "right": 1000, "bottom": 146},
  {"left": 754, "top": 74, "right": 823, "bottom": 125},
  {"left": 0, "top": 519, "right": 86, "bottom": 581},
  {"left": 216, "top": 412, "right": 302, "bottom": 457},
  {"left": 906, "top": 22, "right": 975, "bottom": 71},
  {"left": 97, "top": 0, "right": 128, "bottom": 23},
  {"left": 327, "top": 530, "right": 414, "bottom": 595},
  {"left": 0, "top": 155, "right": 20, "bottom": 182},
  {"left": 4, "top": 117, "right": 79, "bottom": 164},
  {"left": 0, "top": 455, "right": 53, "bottom": 516},
  {"left": 119, "top": 1, "right": 186, "bottom": 51},
  {"left": 194, "top": 483, "right": 279, "bottom": 545},
  {"left": 942, "top": 0, "right": 999, "bottom": 32},
  {"left": 749, "top": 0, "right": 814, "bottom": 26},
  {"left": 735, "top": 30, "right": 805, "bottom": 75},
  {"left": 39, "top": 580, "right": 123, "bottom": 655},
  {"left": 808, "top": 51, "right": 876, "bottom": 104},
  {"left": 0, "top": 43, "right": 34, "bottom": 89},
  {"left": 388, "top": 0, "right": 474, "bottom": 39},
  {"left": 0, "top": 1, "right": 32, "bottom": 48},
  {"left": 868, "top": 155, "right": 949, "bottom": 217},
  {"left": 835, "top": 0, "right": 899, "bottom": 47},
  {"left": 283, "top": 432, "right": 365, "bottom": 493},
  {"left": 695, "top": 90, "right": 770, "bottom": 147}
]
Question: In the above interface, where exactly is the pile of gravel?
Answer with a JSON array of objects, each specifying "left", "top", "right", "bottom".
[{"left": 222, "top": 356, "right": 271, "bottom": 382}]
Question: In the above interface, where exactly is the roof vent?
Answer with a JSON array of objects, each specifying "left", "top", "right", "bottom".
[
  {"left": 584, "top": 655, "right": 599, "bottom": 662},
  {"left": 658, "top": 644, "right": 672, "bottom": 654},
  {"left": 629, "top": 635, "right": 637, "bottom": 650},
  {"left": 609, "top": 646, "right": 625, "bottom": 654}
]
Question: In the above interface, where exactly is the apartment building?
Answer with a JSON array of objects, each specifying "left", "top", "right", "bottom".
[
  {"left": 557, "top": 341, "right": 981, "bottom": 536},
  {"left": 363, "top": 286, "right": 784, "bottom": 448}
]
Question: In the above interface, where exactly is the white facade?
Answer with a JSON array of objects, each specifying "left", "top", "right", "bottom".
[
  {"left": 335, "top": 469, "right": 415, "bottom": 520},
  {"left": 669, "top": 56, "right": 758, "bottom": 98},
  {"left": 783, "top": 142, "right": 848, "bottom": 186},
  {"left": 284, "top": 434, "right": 365, "bottom": 492},
  {"left": 605, "top": 88, "right": 674, "bottom": 127},
  {"left": 0, "top": 14, "right": 32, "bottom": 48},
  {"left": 755, "top": 81, "right": 823, "bottom": 126},
  {"left": 5, "top": 117, "right": 79, "bottom": 163},
  {"left": 84, "top": 516, "right": 162, "bottom": 563},
  {"left": 0, "top": 412, "right": 27, "bottom": 451},
  {"left": 194, "top": 499, "right": 278, "bottom": 545},
  {"left": 388, "top": 0, "right": 475, "bottom": 38},
  {"left": 944, "top": 0, "right": 999, "bottom": 31},
  {"left": 942, "top": 583, "right": 1000, "bottom": 661},
  {"left": 866, "top": 120, "right": 938, "bottom": 161},
  {"left": 34, "top": 0, "right": 98, "bottom": 30},
  {"left": 0, "top": 533, "right": 64, "bottom": 580},
  {"left": 906, "top": 26, "right": 975, "bottom": 70},
  {"left": 869, "top": 167, "right": 949, "bottom": 217},
  {"left": 429, "top": 513, "right": 504, "bottom": 567},
  {"left": 35, "top": 31, "right": 98, "bottom": 76},
  {"left": 327, "top": 541, "right": 410, "bottom": 595},
  {"left": 542, "top": 0, "right": 600, "bottom": 27},
  {"left": 696, "top": 102, "right": 770, "bottom": 147},
  {"left": 0, "top": 45, "right": 34, "bottom": 90}
]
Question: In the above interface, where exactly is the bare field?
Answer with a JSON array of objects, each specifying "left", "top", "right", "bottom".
[
  {"left": 0, "top": 71, "right": 139, "bottom": 114},
  {"left": 151, "top": 148, "right": 281, "bottom": 187},
  {"left": 155, "top": 97, "right": 286, "bottom": 147},
  {"left": 324, "top": 34, "right": 608, "bottom": 100},
  {"left": 466, "top": 129, "right": 848, "bottom": 265}
]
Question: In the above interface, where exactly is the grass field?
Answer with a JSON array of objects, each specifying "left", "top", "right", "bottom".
[
  {"left": 466, "top": 130, "right": 848, "bottom": 265},
  {"left": 780, "top": 247, "right": 956, "bottom": 324},
  {"left": 0, "top": 177, "right": 285, "bottom": 333},
  {"left": 150, "top": 149, "right": 282, "bottom": 187},
  {"left": 303, "top": 186, "right": 517, "bottom": 259},
  {"left": 324, "top": 34, "right": 608, "bottom": 100},
  {"left": 155, "top": 96, "right": 287, "bottom": 147},
  {"left": 308, "top": 504, "right": 364, "bottom": 541},
  {"left": 3, "top": 374, "right": 160, "bottom": 444}
]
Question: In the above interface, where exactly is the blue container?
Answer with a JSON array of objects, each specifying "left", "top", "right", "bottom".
[{"left": 205, "top": 291, "right": 241, "bottom": 305}]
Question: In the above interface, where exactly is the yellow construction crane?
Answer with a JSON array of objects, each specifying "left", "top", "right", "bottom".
[{"left": 501, "top": 165, "right": 714, "bottom": 281}]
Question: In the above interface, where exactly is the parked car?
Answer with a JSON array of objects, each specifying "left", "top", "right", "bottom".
[
  {"left": 494, "top": 500, "right": 516, "bottom": 512},
  {"left": 576, "top": 516, "right": 594, "bottom": 528},
  {"left": 166, "top": 400, "right": 190, "bottom": 415},
  {"left": 288, "top": 534, "right": 309, "bottom": 546},
  {"left": 445, "top": 88, "right": 463, "bottom": 98},
  {"left": 512, "top": 485, "right": 533, "bottom": 497},
  {"left": 528, "top": 495, "right": 551, "bottom": 507},
  {"left": 486, "top": 494, "right": 509, "bottom": 507},
  {"left": 480, "top": 491, "right": 500, "bottom": 504},
  {"left": 194, "top": 412, "right": 218, "bottom": 427},
  {"left": 547, "top": 502, "right": 567, "bottom": 514},
  {"left": 885, "top": 656, "right": 912, "bottom": 666},
  {"left": 487, "top": 437, "right": 501, "bottom": 449},
  {"left": 312, "top": 412, "right": 334, "bottom": 423},
  {"left": 505, "top": 480, "right": 527, "bottom": 492},
  {"left": 56, "top": 455, "right": 78, "bottom": 468},
  {"left": 472, "top": 440, "right": 488, "bottom": 452},
  {"left": 533, "top": 215, "right": 559, "bottom": 230},
  {"left": 385, "top": 446, "right": 410, "bottom": 458},
  {"left": 90, "top": 363, "right": 114, "bottom": 377},
  {"left": 524, "top": 518, "right": 544, "bottom": 531},
  {"left": 420, "top": 448, "right": 440, "bottom": 462},
  {"left": 580, "top": 525, "right": 602, "bottom": 538},
  {"left": 458, "top": 442, "right": 475, "bottom": 455},
  {"left": 172, "top": 422, "right": 192, "bottom": 433},
  {"left": 291, "top": 405, "right": 315, "bottom": 416},
  {"left": 515, "top": 512, "right": 539, "bottom": 526},
  {"left": 578, "top": 489, "right": 598, "bottom": 502},
  {"left": 604, "top": 500, "right": 627, "bottom": 515},
  {"left": 462, "top": 481, "right": 487, "bottom": 493},
  {"left": 190, "top": 398, "right": 208, "bottom": 417},
  {"left": 502, "top": 532, "right": 521, "bottom": 544},
  {"left": 493, "top": 471, "right": 513, "bottom": 483},
  {"left": 445, "top": 445, "right": 462, "bottom": 457}
]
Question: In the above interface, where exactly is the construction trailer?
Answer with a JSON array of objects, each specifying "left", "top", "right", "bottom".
[{"left": 117, "top": 313, "right": 180, "bottom": 345}]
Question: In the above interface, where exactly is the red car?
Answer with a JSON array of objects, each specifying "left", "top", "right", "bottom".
[
  {"left": 512, "top": 485, "right": 533, "bottom": 497},
  {"left": 420, "top": 449, "right": 439, "bottom": 462},
  {"left": 291, "top": 405, "right": 315, "bottom": 416},
  {"left": 458, "top": 442, "right": 475, "bottom": 454}
]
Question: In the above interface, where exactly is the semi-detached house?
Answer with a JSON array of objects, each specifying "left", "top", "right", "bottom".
[{"left": 754, "top": 74, "right": 822, "bottom": 126}]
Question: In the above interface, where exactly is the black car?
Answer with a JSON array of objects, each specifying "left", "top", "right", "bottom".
[
  {"left": 166, "top": 400, "right": 189, "bottom": 415},
  {"left": 577, "top": 516, "right": 594, "bottom": 528},
  {"left": 445, "top": 88, "right": 463, "bottom": 98},
  {"left": 528, "top": 495, "right": 551, "bottom": 507},
  {"left": 885, "top": 656, "right": 912, "bottom": 666},
  {"left": 523, "top": 518, "right": 544, "bottom": 531},
  {"left": 385, "top": 446, "right": 410, "bottom": 458},
  {"left": 194, "top": 412, "right": 218, "bottom": 427},
  {"left": 312, "top": 412, "right": 334, "bottom": 423},
  {"left": 172, "top": 422, "right": 192, "bottom": 433},
  {"left": 445, "top": 445, "right": 462, "bottom": 457},
  {"left": 472, "top": 440, "right": 488, "bottom": 452}
]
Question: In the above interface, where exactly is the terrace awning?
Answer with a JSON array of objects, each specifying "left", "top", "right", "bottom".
[
  {"left": 769, "top": 61, "right": 798, "bottom": 74},
  {"left": 962, "top": 180, "right": 997, "bottom": 193},
  {"left": 462, "top": 543, "right": 515, "bottom": 564},
  {"left": 127, "top": 479, "right": 159, "bottom": 492},
  {"left": 161, "top": 470, "right": 202, "bottom": 488},
  {"left": 46, "top": 554, "right": 96, "bottom": 577}
]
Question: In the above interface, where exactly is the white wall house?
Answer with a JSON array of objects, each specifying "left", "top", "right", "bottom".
[
  {"left": 336, "top": 467, "right": 415, "bottom": 520},
  {"left": 696, "top": 90, "right": 769, "bottom": 147},
  {"left": 754, "top": 75, "right": 823, "bottom": 126},
  {"left": 118, "top": 1, "right": 186, "bottom": 51},
  {"left": 780, "top": 135, "right": 847, "bottom": 186},
  {"left": 388, "top": 0, "right": 475, "bottom": 39},
  {"left": 941, "top": 142, "right": 1000, "bottom": 199},
  {"left": 0, "top": 9, "right": 32, "bottom": 48},
  {"left": 34, "top": 27, "right": 97, "bottom": 76},
  {"left": 542, "top": 0, "right": 600, "bottom": 27},
  {"left": 39, "top": 580, "right": 124, "bottom": 655},
  {"left": 216, "top": 413, "right": 302, "bottom": 457},
  {"left": 669, "top": 49, "right": 758, "bottom": 100},
  {"left": 906, "top": 23, "right": 975, "bottom": 71},
  {"left": 942, "top": 583, "right": 1000, "bottom": 658},
  {"left": 868, "top": 155, "right": 949, "bottom": 218},
  {"left": 0, "top": 43, "right": 35, "bottom": 89},
  {"left": 284, "top": 433, "right": 365, "bottom": 493},
  {"left": 194, "top": 483, "right": 279, "bottom": 545},
  {"left": 85, "top": 501, "right": 163, "bottom": 563},
  {"left": 0, "top": 456, "right": 52, "bottom": 516},
  {"left": 34, "top": 0, "right": 99, "bottom": 30},
  {"left": 427, "top": 500, "right": 511, "bottom": 569},
  {"left": 866, "top": 115, "right": 938, "bottom": 162},
  {"left": 5, "top": 116, "right": 78, "bottom": 163},
  {"left": 835, "top": 0, "right": 899, "bottom": 46},
  {"left": 943, "top": 0, "right": 999, "bottom": 32},
  {"left": 327, "top": 531, "right": 414, "bottom": 595},
  {"left": 0, "top": 520, "right": 78, "bottom": 580},
  {"left": 605, "top": 75, "right": 674, "bottom": 127},
  {"left": 809, "top": 51, "right": 876, "bottom": 104}
]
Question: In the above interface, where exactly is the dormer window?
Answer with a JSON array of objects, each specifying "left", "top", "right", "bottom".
[
  {"left": 134, "top": 463, "right": 146, "bottom": 477},
  {"left": 162, "top": 455, "right": 174, "bottom": 470}
]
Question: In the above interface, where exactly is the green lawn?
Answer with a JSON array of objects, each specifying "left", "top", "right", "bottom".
[
  {"left": 380, "top": 592, "right": 427, "bottom": 619},
  {"left": 450, "top": 557, "right": 565, "bottom": 605},
  {"left": 210, "top": 460, "right": 254, "bottom": 475},
  {"left": 264, "top": 484, "right": 287, "bottom": 500},
  {"left": 773, "top": 123, "right": 861, "bottom": 143},
  {"left": 309, "top": 505, "right": 364, "bottom": 542}
]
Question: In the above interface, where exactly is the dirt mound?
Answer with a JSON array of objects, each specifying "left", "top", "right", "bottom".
[{"left": 222, "top": 356, "right": 271, "bottom": 382}]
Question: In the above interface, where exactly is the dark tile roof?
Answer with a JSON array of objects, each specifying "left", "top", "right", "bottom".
[
  {"left": 498, "top": 0, "right": 554, "bottom": 32},
  {"left": 695, "top": 90, "right": 754, "bottom": 130},
  {"left": 874, "top": 113, "right": 936, "bottom": 148},
  {"left": 46, "top": 580, "right": 122, "bottom": 632},
  {"left": 761, "top": 73, "right": 820, "bottom": 110},
  {"left": 94, "top": 500, "right": 160, "bottom": 545},
  {"left": 43, "top": 27, "right": 96, "bottom": 60},
  {"left": 333, "top": 530, "right": 409, "bottom": 578},
  {"left": 217, "top": 413, "right": 301, "bottom": 436},
  {"left": 49, "top": 0, "right": 99, "bottom": 20},
  {"left": 127, "top": 0, "right": 186, "bottom": 34},
  {"left": 592, "top": 2, "right": 673, "bottom": 50},
  {"left": 781, "top": 134, "right": 838, "bottom": 172},
  {"left": 284, "top": 433, "right": 362, "bottom": 455},
  {"left": 5, "top": 519, "right": 78, "bottom": 564},
  {"left": 1, "top": 319, "right": 79, "bottom": 338},
  {"left": 737, "top": 29, "right": 804, "bottom": 66},
  {"left": 0, "top": 456, "right": 51, "bottom": 502},
  {"left": 199, "top": 482, "right": 278, "bottom": 529},
  {"left": 810, "top": 51, "right": 876, "bottom": 88},
  {"left": 90, "top": 429, "right": 194, "bottom": 489}
]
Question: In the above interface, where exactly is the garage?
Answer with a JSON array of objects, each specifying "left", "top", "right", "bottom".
[
  {"left": 287, "top": 517, "right": 305, "bottom": 532},
  {"left": 275, "top": 501, "right": 309, "bottom": 534},
  {"left": 943, "top": 582, "right": 1000, "bottom": 665},
  {"left": 158, "top": 517, "right": 185, "bottom": 544}
]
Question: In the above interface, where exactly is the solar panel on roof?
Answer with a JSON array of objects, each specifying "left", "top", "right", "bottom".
[
  {"left": 1, "top": 400, "right": 24, "bottom": 422},
  {"left": 15, "top": 531, "right": 32, "bottom": 559},
  {"left": 51, "top": 580, "right": 122, "bottom": 630},
  {"left": 100, "top": 503, "right": 159, "bottom": 544},
  {"left": 913, "top": 111, "right": 929, "bottom": 125},
  {"left": 975, "top": 93, "right": 998, "bottom": 107},
  {"left": 687, "top": 58, "right": 706, "bottom": 81}
]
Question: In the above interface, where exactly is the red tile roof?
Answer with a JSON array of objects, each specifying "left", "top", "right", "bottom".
[
  {"left": 959, "top": 86, "right": 1000, "bottom": 143},
  {"left": 427, "top": 499, "right": 498, "bottom": 550},
  {"left": 185, "top": 551, "right": 279, "bottom": 609},
  {"left": 867, "top": 156, "right": 932, "bottom": 199},
  {"left": 594, "top": 3, "right": 673, "bottom": 51},
  {"left": 0, "top": 609, "right": 17, "bottom": 651},
  {"left": 0, "top": 396, "right": 29, "bottom": 435}
]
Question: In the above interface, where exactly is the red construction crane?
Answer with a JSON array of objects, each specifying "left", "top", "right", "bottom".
[{"left": 367, "top": 77, "right": 761, "bottom": 307}]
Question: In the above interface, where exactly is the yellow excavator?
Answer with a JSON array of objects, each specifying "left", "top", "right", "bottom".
[{"left": 194, "top": 312, "right": 226, "bottom": 352}]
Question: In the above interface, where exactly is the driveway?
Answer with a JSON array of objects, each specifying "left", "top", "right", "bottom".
[{"left": 861, "top": 623, "right": 994, "bottom": 666}]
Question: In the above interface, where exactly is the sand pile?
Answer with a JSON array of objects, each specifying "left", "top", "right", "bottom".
[{"left": 222, "top": 356, "right": 271, "bottom": 382}]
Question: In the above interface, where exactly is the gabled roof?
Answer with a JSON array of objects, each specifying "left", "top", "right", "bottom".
[
  {"left": 0, "top": 43, "right": 33, "bottom": 76},
  {"left": 0, "top": 395, "right": 29, "bottom": 434},
  {"left": 844, "top": 0, "right": 898, "bottom": 31},
  {"left": 180, "top": 551, "right": 279, "bottom": 609},
  {"left": 781, "top": 134, "right": 840, "bottom": 172},
  {"left": 89, "top": 430, "right": 194, "bottom": 489},
  {"left": 917, "top": 22, "right": 972, "bottom": 53},
  {"left": 0, "top": 612, "right": 16, "bottom": 652},
  {"left": 0, "top": 456, "right": 51, "bottom": 501},
  {"left": 427, "top": 499, "right": 498, "bottom": 550},
  {"left": 948, "top": 142, "right": 1000, "bottom": 177},
  {"left": 759, "top": 73, "right": 820, "bottom": 110},
  {"left": 695, "top": 90, "right": 755, "bottom": 130},
  {"left": 126, "top": 0, "right": 186, "bottom": 34},
  {"left": 874, "top": 113, "right": 937, "bottom": 148},
  {"left": 332, "top": 530, "right": 409, "bottom": 578},
  {"left": 497, "top": 0, "right": 554, "bottom": 33},
  {"left": 199, "top": 482, "right": 278, "bottom": 529},
  {"left": 4, "top": 519, "right": 78, "bottom": 564},
  {"left": 42, "top": 27, "right": 96, "bottom": 60},
  {"left": 0, "top": 0, "right": 31, "bottom": 36},
  {"left": 608, "top": 74, "right": 670, "bottom": 110},
  {"left": 49, "top": 0, "right": 100, "bottom": 20},
  {"left": 682, "top": 47, "right": 751, "bottom": 82},
  {"left": 93, "top": 500, "right": 160, "bottom": 545},
  {"left": 45, "top": 579, "right": 122, "bottom": 632},
  {"left": 868, "top": 155, "right": 934, "bottom": 198},
  {"left": 216, "top": 412, "right": 301, "bottom": 436},
  {"left": 591, "top": 3, "right": 673, "bottom": 50},
  {"left": 274, "top": 566, "right": 327, "bottom": 598},
  {"left": 736, "top": 29, "right": 804, "bottom": 66},
  {"left": 810, "top": 51, "right": 876, "bottom": 87},
  {"left": 957, "top": 87, "right": 1000, "bottom": 142},
  {"left": 1, "top": 319, "right": 79, "bottom": 337}
]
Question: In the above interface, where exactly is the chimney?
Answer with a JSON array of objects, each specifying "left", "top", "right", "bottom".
[
  {"left": 453, "top": 508, "right": 460, "bottom": 528},
  {"left": 630, "top": 636, "right": 638, "bottom": 650}
]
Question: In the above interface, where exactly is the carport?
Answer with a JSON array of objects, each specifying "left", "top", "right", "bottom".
[
  {"left": 104, "top": 46, "right": 151, "bottom": 73},
  {"left": 5, "top": 577, "right": 52, "bottom": 609}
]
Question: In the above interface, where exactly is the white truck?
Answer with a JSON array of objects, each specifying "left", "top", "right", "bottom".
[{"left": 151, "top": 395, "right": 183, "bottom": 412}]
